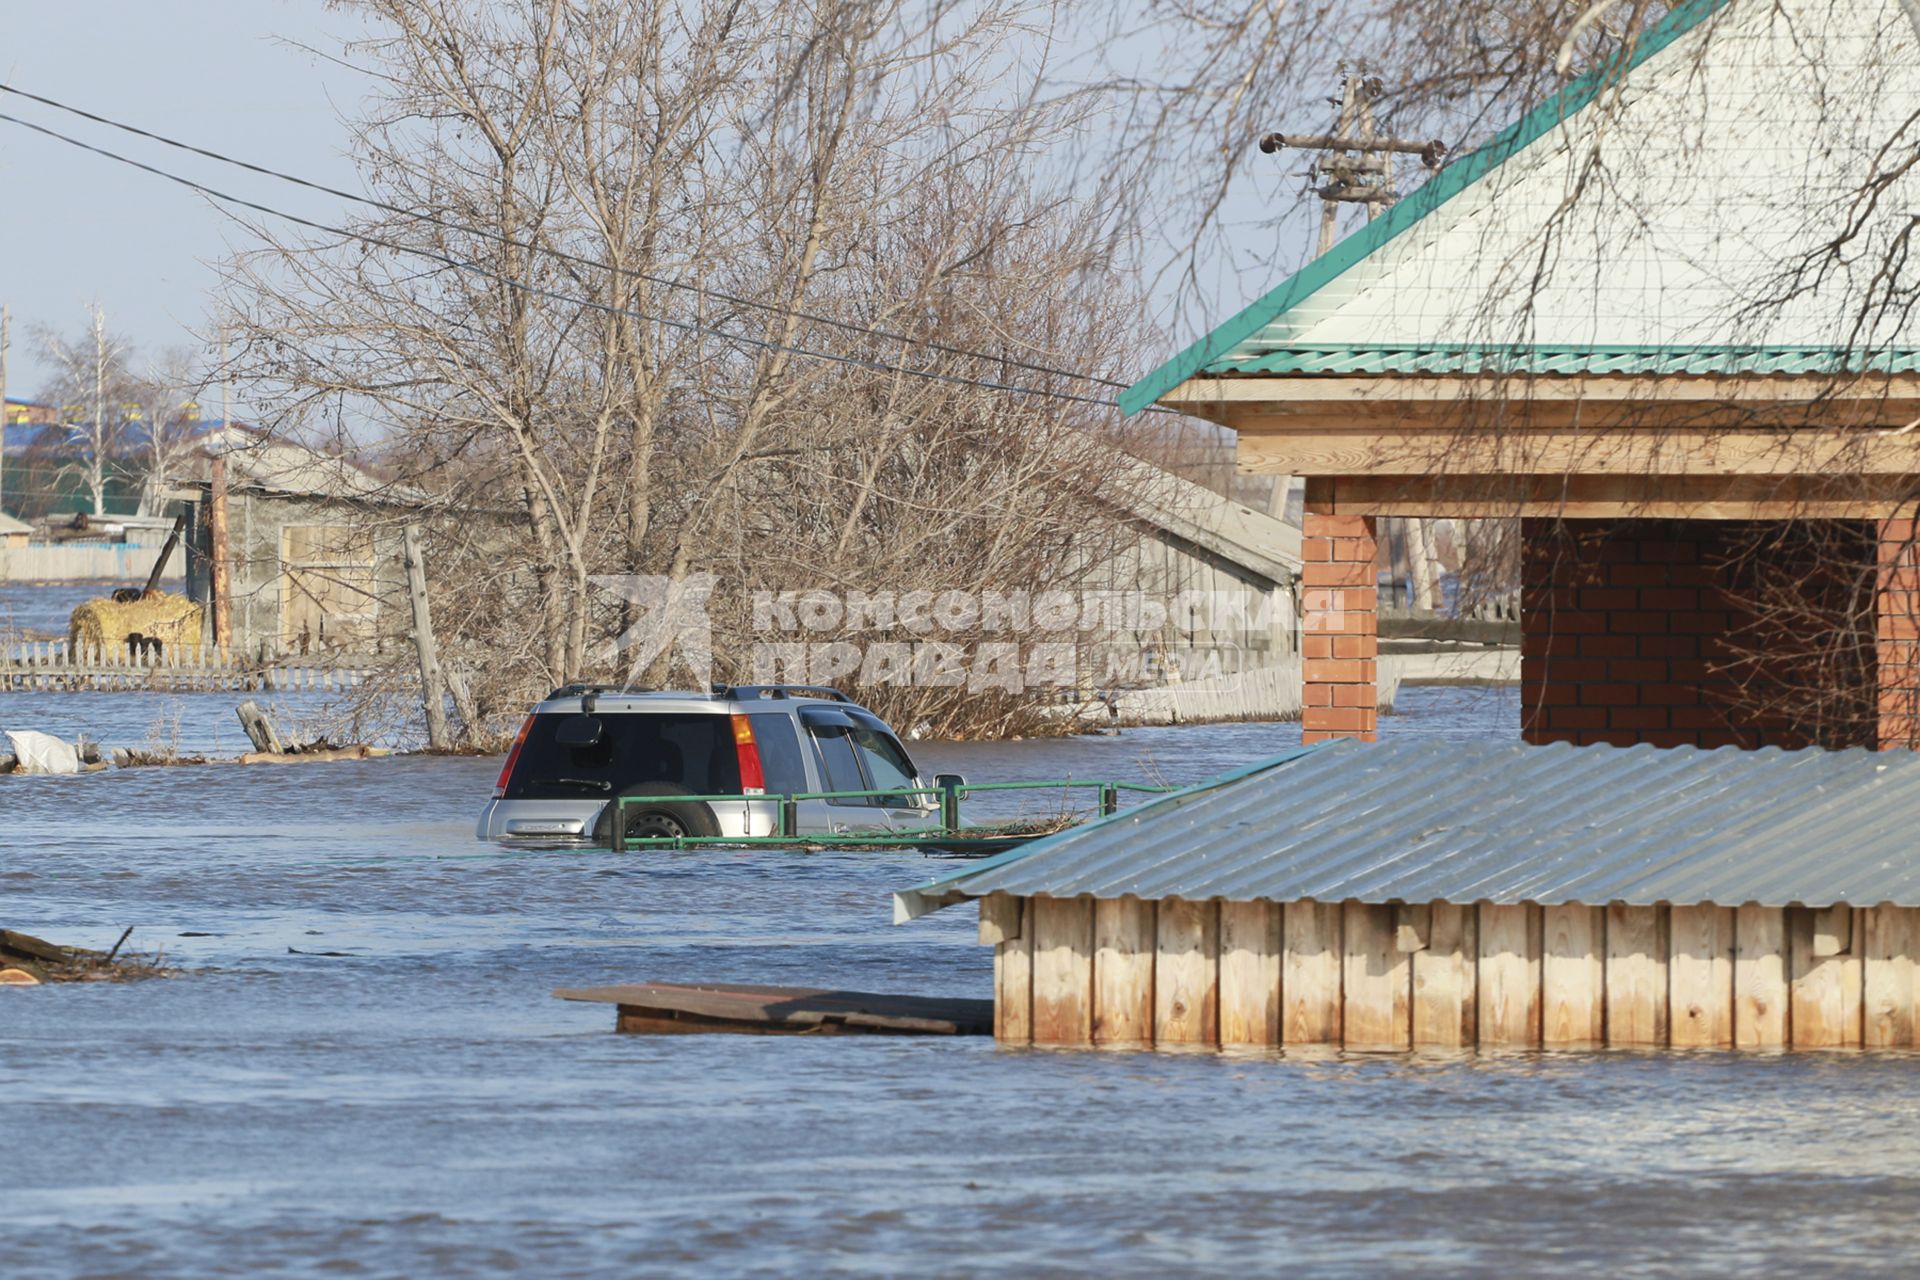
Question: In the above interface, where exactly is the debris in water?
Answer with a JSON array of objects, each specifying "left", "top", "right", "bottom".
[
  {"left": 556, "top": 981, "right": 993, "bottom": 1036},
  {"left": 0, "top": 927, "right": 173, "bottom": 983},
  {"left": 3, "top": 730, "right": 81, "bottom": 775}
]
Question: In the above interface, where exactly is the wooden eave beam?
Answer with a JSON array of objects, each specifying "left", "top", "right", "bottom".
[
  {"left": 1158, "top": 374, "right": 1920, "bottom": 481},
  {"left": 1304, "top": 474, "right": 1920, "bottom": 520}
]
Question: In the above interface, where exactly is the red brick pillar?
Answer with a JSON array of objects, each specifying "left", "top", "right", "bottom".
[
  {"left": 1301, "top": 510, "right": 1378, "bottom": 743},
  {"left": 1879, "top": 518, "right": 1920, "bottom": 749}
]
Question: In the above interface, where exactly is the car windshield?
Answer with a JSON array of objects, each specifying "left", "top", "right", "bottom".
[
  {"left": 503, "top": 712, "right": 739, "bottom": 800},
  {"left": 849, "top": 713, "right": 918, "bottom": 805}
]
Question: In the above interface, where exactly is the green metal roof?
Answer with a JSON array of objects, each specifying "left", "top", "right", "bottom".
[
  {"left": 1118, "top": 0, "right": 1738, "bottom": 416},
  {"left": 1207, "top": 344, "right": 1920, "bottom": 377}
]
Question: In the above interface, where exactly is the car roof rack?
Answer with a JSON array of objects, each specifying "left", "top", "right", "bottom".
[
  {"left": 724, "top": 683, "right": 853, "bottom": 703},
  {"left": 545, "top": 682, "right": 648, "bottom": 699}
]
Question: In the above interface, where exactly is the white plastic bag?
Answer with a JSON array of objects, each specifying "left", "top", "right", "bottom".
[{"left": 5, "top": 730, "right": 81, "bottom": 775}]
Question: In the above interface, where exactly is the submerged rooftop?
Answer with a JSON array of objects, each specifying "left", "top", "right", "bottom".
[{"left": 896, "top": 739, "right": 1920, "bottom": 921}]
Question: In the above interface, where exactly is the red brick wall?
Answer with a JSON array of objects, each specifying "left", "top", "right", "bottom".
[
  {"left": 1520, "top": 519, "right": 1875, "bottom": 750},
  {"left": 1879, "top": 519, "right": 1920, "bottom": 749},
  {"left": 1301, "top": 511, "right": 1378, "bottom": 743}
]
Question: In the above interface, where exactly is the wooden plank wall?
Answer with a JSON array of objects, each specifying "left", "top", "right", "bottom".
[{"left": 985, "top": 894, "right": 1920, "bottom": 1051}]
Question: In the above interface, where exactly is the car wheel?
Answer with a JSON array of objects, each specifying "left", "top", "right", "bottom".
[
  {"left": 597, "top": 781, "right": 723, "bottom": 848},
  {"left": 625, "top": 810, "right": 688, "bottom": 840}
]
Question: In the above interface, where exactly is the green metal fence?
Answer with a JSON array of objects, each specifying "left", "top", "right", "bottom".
[{"left": 611, "top": 778, "right": 1178, "bottom": 852}]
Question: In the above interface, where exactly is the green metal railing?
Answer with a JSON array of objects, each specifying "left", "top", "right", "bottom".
[{"left": 611, "top": 778, "right": 1178, "bottom": 851}]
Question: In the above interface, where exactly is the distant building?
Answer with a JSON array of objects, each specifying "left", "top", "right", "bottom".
[
  {"left": 2, "top": 398, "right": 57, "bottom": 428},
  {"left": 1, "top": 415, "right": 262, "bottom": 522},
  {"left": 0, "top": 511, "right": 29, "bottom": 550},
  {"left": 183, "top": 437, "right": 427, "bottom": 657}
]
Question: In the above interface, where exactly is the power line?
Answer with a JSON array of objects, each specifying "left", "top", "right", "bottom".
[
  {"left": 0, "top": 107, "right": 1160, "bottom": 414},
  {"left": 0, "top": 82, "right": 1141, "bottom": 397}
]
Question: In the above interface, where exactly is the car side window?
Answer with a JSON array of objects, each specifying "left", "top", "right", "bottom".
[
  {"left": 806, "top": 722, "right": 881, "bottom": 806},
  {"left": 849, "top": 726, "right": 917, "bottom": 806}
]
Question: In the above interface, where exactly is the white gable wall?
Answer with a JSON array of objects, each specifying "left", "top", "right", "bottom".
[{"left": 1242, "top": 0, "right": 1920, "bottom": 355}]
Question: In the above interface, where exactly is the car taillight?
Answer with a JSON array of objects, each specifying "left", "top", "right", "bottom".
[
  {"left": 494, "top": 715, "right": 533, "bottom": 797},
  {"left": 731, "top": 714, "right": 765, "bottom": 794}
]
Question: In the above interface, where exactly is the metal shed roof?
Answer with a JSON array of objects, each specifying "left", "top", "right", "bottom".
[{"left": 894, "top": 739, "right": 1920, "bottom": 922}]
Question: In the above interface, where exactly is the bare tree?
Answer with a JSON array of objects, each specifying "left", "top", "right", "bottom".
[
  {"left": 37, "top": 304, "right": 132, "bottom": 516},
  {"left": 223, "top": 0, "right": 1157, "bottom": 739},
  {"left": 126, "top": 348, "right": 206, "bottom": 515}
]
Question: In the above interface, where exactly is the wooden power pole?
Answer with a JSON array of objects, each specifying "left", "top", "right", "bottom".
[
  {"left": 1258, "top": 66, "right": 1448, "bottom": 235},
  {"left": 1261, "top": 68, "right": 1449, "bottom": 612},
  {"left": 209, "top": 453, "right": 232, "bottom": 649},
  {"left": 402, "top": 523, "right": 452, "bottom": 752},
  {"left": 0, "top": 304, "right": 9, "bottom": 519}
]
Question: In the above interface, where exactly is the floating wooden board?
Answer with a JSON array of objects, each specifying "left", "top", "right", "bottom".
[{"left": 555, "top": 981, "right": 993, "bottom": 1037}]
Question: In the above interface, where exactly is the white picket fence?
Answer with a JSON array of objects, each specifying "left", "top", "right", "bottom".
[
  {"left": 1102, "top": 661, "right": 1315, "bottom": 726},
  {"left": 1, "top": 640, "right": 366, "bottom": 693}
]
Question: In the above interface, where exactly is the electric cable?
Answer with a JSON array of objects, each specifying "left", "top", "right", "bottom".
[{"left": 0, "top": 82, "right": 1147, "bottom": 399}]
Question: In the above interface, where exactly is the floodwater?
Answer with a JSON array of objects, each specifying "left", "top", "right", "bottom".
[
  {"left": 0, "top": 581, "right": 111, "bottom": 641},
  {"left": 6, "top": 681, "right": 1920, "bottom": 1277}
]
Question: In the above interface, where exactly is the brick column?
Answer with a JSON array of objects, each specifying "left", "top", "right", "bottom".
[
  {"left": 1879, "top": 518, "right": 1920, "bottom": 749},
  {"left": 1301, "top": 509, "right": 1378, "bottom": 743}
]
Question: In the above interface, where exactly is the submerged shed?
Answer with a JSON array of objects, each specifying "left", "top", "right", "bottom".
[{"left": 896, "top": 740, "right": 1920, "bottom": 1051}]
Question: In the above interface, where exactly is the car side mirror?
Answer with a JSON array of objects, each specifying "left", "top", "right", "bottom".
[{"left": 930, "top": 773, "right": 966, "bottom": 821}]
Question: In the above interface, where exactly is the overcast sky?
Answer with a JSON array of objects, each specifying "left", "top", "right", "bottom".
[{"left": 0, "top": 2, "right": 367, "bottom": 400}]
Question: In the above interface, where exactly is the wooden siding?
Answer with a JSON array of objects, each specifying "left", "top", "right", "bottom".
[{"left": 986, "top": 896, "right": 1920, "bottom": 1052}]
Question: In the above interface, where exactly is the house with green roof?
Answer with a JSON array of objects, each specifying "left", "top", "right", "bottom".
[{"left": 1124, "top": 0, "right": 1920, "bottom": 752}]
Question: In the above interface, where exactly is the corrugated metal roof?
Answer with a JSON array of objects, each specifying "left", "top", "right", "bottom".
[
  {"left": 894, "top": 739, "right": 1920, "bottom": 922},
  {"left": 1206, "top": 345, "right": 1920, "bottom": 378}
]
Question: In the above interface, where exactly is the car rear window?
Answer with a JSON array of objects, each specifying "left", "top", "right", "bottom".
[{"left": 504, "top": 712, "right": 739, "bottom": 800}]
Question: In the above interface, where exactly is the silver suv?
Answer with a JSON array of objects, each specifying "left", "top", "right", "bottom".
[{"left": 476, "top": 684, "right": 945, "bottom": 846}]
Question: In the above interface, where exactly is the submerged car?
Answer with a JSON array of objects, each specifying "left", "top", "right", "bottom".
[{"left": 477, "top": 683, "right": 950, "bottom": 846}]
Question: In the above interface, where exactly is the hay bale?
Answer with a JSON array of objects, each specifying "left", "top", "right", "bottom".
[{"left": 69, "top": 590, "right": 205, "bottom": 657}]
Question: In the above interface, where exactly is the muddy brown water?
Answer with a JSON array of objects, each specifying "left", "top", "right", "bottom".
[{"left": 7, "top": 684, "right": 1920, "bottom": 1276}]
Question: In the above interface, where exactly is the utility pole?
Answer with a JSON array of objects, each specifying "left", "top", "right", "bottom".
[
  {"left": 403, "top": 524, "right": 453, "bottom": 752},
  {"left": 0, "top": 305, "right": 9, "bottom": 519},
  {"left": 1258, "top": 65, "right": 1448, "bottom": 243},
  {"left": 92, "top": 307, "right": 107, "bottom": 516},
  {"left": 1261, "top": 68, "right": 1450, "bottom": 613}
]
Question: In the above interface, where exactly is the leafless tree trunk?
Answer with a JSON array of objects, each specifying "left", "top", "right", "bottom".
[
  {"left": 127, "top": 348, "right": 205, "bottom": 515},
  {"left": 37, "top": 304, "right": 131, "bottom": 516}
]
